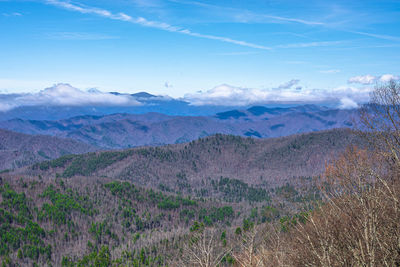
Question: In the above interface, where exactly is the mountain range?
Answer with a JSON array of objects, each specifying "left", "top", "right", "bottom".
[
  {"left": 0, "top": 83, "right": 345, "bottom": 121},
  {"left": 0, "top": 85, "right": 247, "bottom": 121},
  {"left": 0, "top": 97, "right": 366, "bottom": 266},
  {"left": 0, "top": 104, "right": 356, "bottom": 149}
]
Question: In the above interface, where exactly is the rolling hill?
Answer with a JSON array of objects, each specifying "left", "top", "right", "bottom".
[
  {"left": 0, "top": 129, "right": 97, "bottom": 170},
  {"left": 24, "top": 128, "right": 362, "bottom": 191}
]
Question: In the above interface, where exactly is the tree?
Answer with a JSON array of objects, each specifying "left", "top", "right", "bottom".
[
  {"left": 180, "top": 226, "right": 231, "bottom": 267},
  {"left": 94, "top": 246, "right": 111, "bottom": 267},
  {"left": 283, "top": 80, "right": 400, "bottom": 266},
  {"left": 359, "top": 80, "right": 400, "bottom": 170},
  {"left": 232, "top": 226, "right": 262, "bottom": 267}
]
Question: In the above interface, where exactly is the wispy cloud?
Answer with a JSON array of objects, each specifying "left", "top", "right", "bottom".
[
  {"left": 262, "top": 14, "right": 324, "bottom": 26},
  {"left": 46, "top": 0, "right": 273, "bottom": 50},
  {"left": 213, "top": 51, "right": 260, "bottom": 56},
  {"left": 2, "top": 12, "right": 22, "bottom": 17},
  {"left": 234, "top": 12, "right": 325, "bottom": 26},
  {"left": 350, "top": 31, "right": 400, "bottom": 42},
  {"left": 132, "top": 0, "right": 162, "bottom": 8},
  {"left": 170, "top": 1, "right": 400, "bottom": 45},
  {"left": 45, "top": 0, "right": 348, "bottom": 51},
  {"left": 45, "top": 32, "right": 118, "bottom": 40},
  {"left": 276, "top": 40, "right": 345, "bottom": 49},
  {"left": 283, "top": 61, "right": 308, "bottom": 65},
  {"left": 320, "top": 69, "right": 341, "bottom": 74},
  {"left": 348, "top": 74, "right": 399, "bottom": 85},
  {"left": 169, "top": 0, "right": 324, "bottom": 26}
]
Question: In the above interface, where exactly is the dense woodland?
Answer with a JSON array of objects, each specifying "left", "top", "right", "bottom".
[{"left": 1, "top": 82, "right": 400, "bottom": 266}]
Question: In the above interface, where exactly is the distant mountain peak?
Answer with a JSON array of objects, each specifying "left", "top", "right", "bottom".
[
  {"left": 247, "top": 106, "right": 271, "bottom": 116},
  {"left": 131, "top": 92, "right": 157, "bottom": 98},
  {"left": 215, "top": 110, "right": 247, "bottom": 120}
]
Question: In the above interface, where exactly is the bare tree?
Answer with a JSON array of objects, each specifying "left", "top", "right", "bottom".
[
  {"left": 283, "top": 145, "right": 400, "bottom": 266},
  {"left": 233, "top": 225, "right": 287, "bottom": 267},
  {"left": 180, "top": 227, "right": 231, "bottom": 267},
  {"left": 232, "top": 227, "right": 261, "bottom": 267},
  {"left": 359, "top": 80, "right": 400, "bottom": 170}
]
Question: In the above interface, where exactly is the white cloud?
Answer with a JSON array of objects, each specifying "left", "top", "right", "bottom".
[
  {"left": 348, "top": 74, "right": 399, "bottom": 84},
  {"left": 0, "top": 81, "right": 376, "bottom": 112},
  {"left": 184, "top": 83, "right": 373, "bottom": 108},
  {"left": 0, "top": 83, "right": 140, "bottom": 112},
  {"left": 339, "top": 97, "right": 358, "bottom": 109},
  {"left": 380, "top": 74, "right": 400, "bottom": 82},
  {"left": 348, "top": 74, "right": 377, "bottom": 85},
  {"left": 184, "top": 84, "right": 268, "bottom": 106}
]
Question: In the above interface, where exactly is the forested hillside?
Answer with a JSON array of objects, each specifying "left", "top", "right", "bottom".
[
  {"left": 0, "top": 129, "right": 97, "bottom": 170},
  {"left": 26, "top": 128, "right": 361, "bottom": 191},
  {"left": 0, "top": 127, "right": 368, "bottom": 266},
  {"left": 0, "top": 176, "right": 246, "bottom": 266}
]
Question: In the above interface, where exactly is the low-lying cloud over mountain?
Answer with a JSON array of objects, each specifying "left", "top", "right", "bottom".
[
  {"left": 184, "top": 83, "right": 371, "bottom": 107},
  {"left": 181, "top": 74, "right": 398, "bottom": 107},
  {"left": 0, "top": 83, "right": 141, "bottom": 112},
  {"left": 0, "top": 74, "right": 398, "bottom": 115}
]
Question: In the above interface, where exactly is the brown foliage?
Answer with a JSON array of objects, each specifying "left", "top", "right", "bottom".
[
  {"left": 288, "top": 146, "right": 400, "bottom": 266},
  {"left": 243, "top": 146, "right": 400, "bottom": 266}
]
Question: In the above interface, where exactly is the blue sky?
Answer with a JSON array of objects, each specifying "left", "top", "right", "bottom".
[{"left": 0, "top": 0, "right": 399, "bottom": 107}]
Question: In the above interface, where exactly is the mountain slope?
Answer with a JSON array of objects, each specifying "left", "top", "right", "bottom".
[
  {"left": 0, "top": 129, "right": 97, "bottom": 170},
  {"left": 25, "top": 128, "right": 362, "bottom": 191}
]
